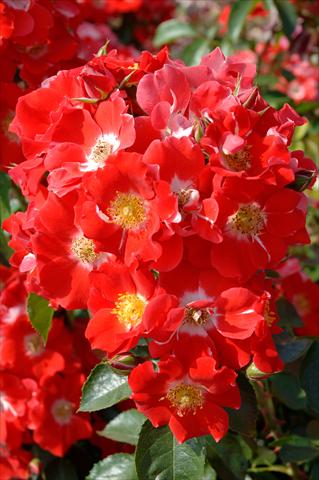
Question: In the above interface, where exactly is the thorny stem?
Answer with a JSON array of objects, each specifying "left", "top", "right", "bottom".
[{"left": 254, "top": 380, "right": 281, "bottom": 439}]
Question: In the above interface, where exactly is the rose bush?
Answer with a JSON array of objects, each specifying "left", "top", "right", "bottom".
[{"left": 0, "top": 1, "right": 318, "bottom": 479}]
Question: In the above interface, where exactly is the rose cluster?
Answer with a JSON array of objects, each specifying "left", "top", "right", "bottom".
[
  {"left": 0, "top": 0, "right": 175, "bottom": 171},
  {"left": 4, "top": 46, "right": 316, "bottom": 444},
  {"left": 0, "top": 266, "right": 140, "bottom": 479},
  {"left": 0, "top": 0, "right": 133, "bottom": 88},
  {"left": 0, "top": 267, "right": 93, "bottom": 478}
]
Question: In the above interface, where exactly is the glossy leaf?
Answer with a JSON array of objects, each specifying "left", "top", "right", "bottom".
[
  {"left": 86, "top": 454, "right": 137, "bottom": 480},
  {"left": 98, "top": 409, "right": 146, "bottom": 445},
  {"left": 135, "top": 421, "right": 205, "bottom": 480},
  {"left": 274, "top": 0, "right": 297, "bottom": 37},
  {"left": 181, "top": 38, "right": 210, "bottom": 66},
  {"left": 228, "top": 0, "right": 256, "bottom": 42},
  {"left": 279, "top": 445, "right": 319, "bottom": 463},
  {"left": 271, "top": 372, "right": 307, "bottom": 410},
  {"left": 45, "top": 459, "right": 78, "bottom": 480},
  {"left": 271, "top": 435, "right": 319, "bottom": 448},
  {"left": 0, "top": 228, "right": 12, "bottom": 266},
  {"left": 27, "top": 293, "right": 54, "bottom": 344},
  {"left": 205, "top": 434, "right": 251, "bottom": 480},
  {"left": 153, "top": 19, "right": 196, "bottom": 47},
  {"left": 310, "top": 463, "right": 319, "bottom": 480},
  {"left": 301, "top": 341, "right": 319, "bottom": 415},
  {"left": 79, "top": 363, "right": 131, "bottom": 412},
  {"left": 276, "top": 297, "right": 303, "bottom": 329},
  {"left": 274, "top": 332, "right": 312, "bottom": 364},
  {"left": 227, "top": 375, "right": 257, "bottom": 437},
  {"left": 203, "top": 462, "right": 217, "bottom": 480},
  {"left": 0, "top": 171, "right": 11, "bottom": 223},
  {"left": 252, "top": 447, "right": 276, "bottom": 467}
]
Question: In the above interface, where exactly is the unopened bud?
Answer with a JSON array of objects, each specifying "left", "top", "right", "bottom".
[
  {"left": 288, "top": 169, "right": 317, "bottom": 192},
  {"left": 194, "top": 121, "right": 204, "bottom": 143},
  {"left": 29, "top": 458, "right": 41, "bottom": 476},
  {"left": 246, "top": 362, "right": 273, "bottom": 381},
  {"left": 108, "top": 354, "right": 137, "bottom": 376}
]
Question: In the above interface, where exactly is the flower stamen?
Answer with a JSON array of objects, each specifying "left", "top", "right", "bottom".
[
  {"left": 231, "top": 204, "right": 265, "bottom": 236},
  {"left": 112, "top": 293, "right": 146, "bottom": 329},
  {"left": 88, "top": 139, "right": 113, "bottom": 166},
  {"left": 167, "top": 383, "right": 204, "bottom": 417},
  {"left": 264, "top": 300, "right": 277, "bottom": 326},
  {"left": 71, "top": 236, "right": 98, "bottom": 263},
  {"left": 108, "top": 192, "right": 146, "bottom": 230},
  {"left": 184, "top": 307, "right": 210, "bottom": 326},
  {"left": 224, "top": 148, "right": 251, "bottom": 172}
]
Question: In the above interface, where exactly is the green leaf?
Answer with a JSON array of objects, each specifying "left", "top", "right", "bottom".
[
  {"left": 228, "top": 0, "right": 256, "bottom": 42},
  {"left": 86, "top": 454, "right": 137, "bottom": 480},
  {"left": 271, "top": 434, "right": 319, "bottom": 448},
  {"left": 292, "top": 123, "right": 309, "bottom": 142},
  {"left": 263, "top": 0, "right": 274, "bottom": 9},
  {"left": 181, "top": 38, "right": 211, "bottom": 66},
  {"left": 271, "top": 372, "right": 307, "bottom": 410},
  {"left": 288, "top": 169, "right": 317, "bottom": 193},
  {"left": 281, "top": 68, "right": 295, "bottom": 82},
  {"left": 256, "top": 74, "right": 278, "bottom": 88},
  {"left": 203, "top": 462, "right": 217, "bottom": 480},
  {"left": 296, "top": 101, "right": 319, "bottom": 115},
  {"left": 262, "top": 90, "right": 290, "bottom": 108},
  {"left": 274, "top": 0, "right": 297, "bottom": 38},
  {"left": 0, "top": 172, "right": 11, "bottom": 223},
  {"left": 205, "top": 434, "right": 250, "bottom": 480},
  {"left": 227, "top": 375, "right": 257, "bottom": 437},
  {"left": 310, "top": 463, "right": 319, "bottom": 480},
  {"left": 153, "top": 20, "right": 197, "bottom": 47},
  {"left": 274, "top": 332, "right": 312, "bottom": 364},
  {"left": 135, "top": 421, "right": 205, "bottom": 480},
  {"left": 79, "top": 362, "right": 131, "bottom": 412},
  {"left": 252, "top": 447, "right": 276, "bottom": 467},
  {"left": 98, "top": 409, "right": 146, "bottom": 445},
  {"left": 45, "top": 459, "right": 78, "bottom": 480},
  {"left": 276, "top": 297, "right": 303, "bottom": 329},
  {"left": 301, "top": 341, "right": 319, "bottom": 414},
  {"left": 307, "top": 419, "right": 319, "bottom": 439},
  {"left": 0, "top": 228, "right": 12, "bottom": 266},
  {"left": 279, "top": 444, "right": 319, "bottom": 463},
  {"left": 27, "top": 293, "right": 54, "bottom": 344},
  {"left": 265, "top": 269, "right": 280, "bottom": 279}
]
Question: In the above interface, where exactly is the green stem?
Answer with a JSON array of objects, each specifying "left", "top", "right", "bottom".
[
  {"left": 249, "top": 465, "right": 294, "bottom": 476},
  {"left": 254, "top": 380, "right": 303, "bottom": 480}
]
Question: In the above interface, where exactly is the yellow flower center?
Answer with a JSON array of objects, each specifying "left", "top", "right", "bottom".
[
  {"left": 24, "top": 333, "right": 44, "bottom": 357},
  {"left": 71, "top": 236, "right": 98, "bottom": 263},
  {"left": 231, "top": 204, "right": 265, "bottom": 235},
  {"left": 108, "top": 192, "right": 146, "bottom": 230},
  {"left": 112, "top": 293, "right": 146, "bottom": 329},
  {"left": 178, "top": 189, "right": 192, "bottom": 208},
  {"left": 184, "top": 307, "right": 210, "bottom": 326},
  {"left": 89, "top": 139, "right": 114, "bottom": 166},
  {"left": 51, "top": 399, "right": 73, "bottom": 425},
  {"left": 224, "top": 148, "right": 251, "bottom": 172},
  {"left": 264, "top": 301, "right": 277, "bottom": 326},
  {"left": 167, "top": 383, "right": 204, "bottom": 417}
]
